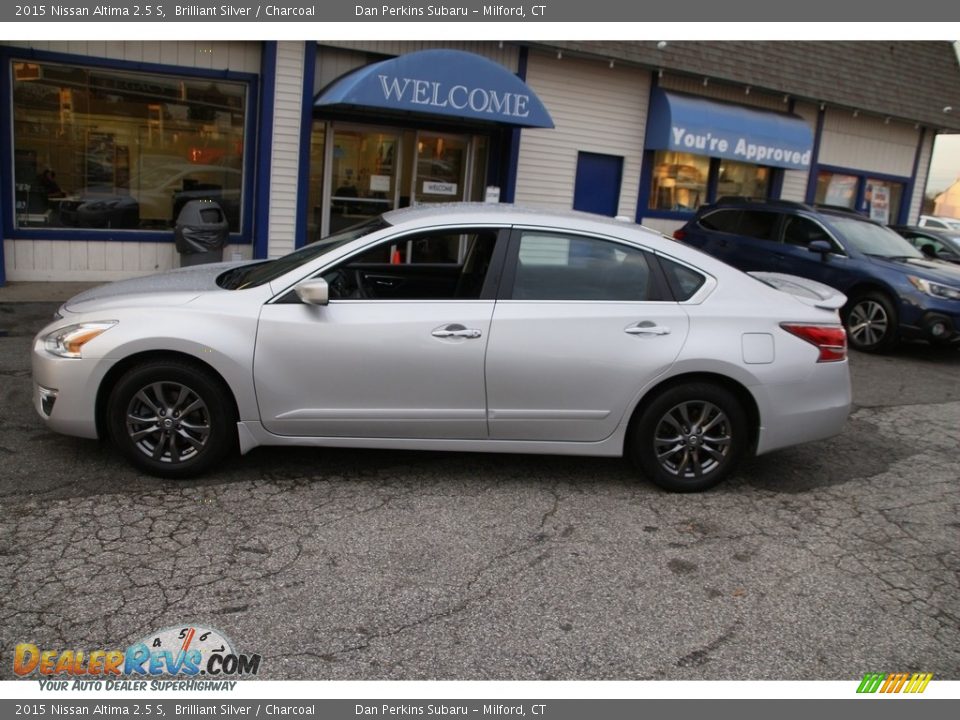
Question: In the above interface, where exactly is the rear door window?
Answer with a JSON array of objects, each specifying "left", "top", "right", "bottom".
[
  {"left": 738, "top": 211, "right": 779, "bottom": 241},
  {"left": 511, "top": 232, "right": 656, "bottom": 301},
  {"left": 658, "top": 256, "right": 707, "bottom": 301},
  {"left": 699, "top": 209, "right": 741, "bottom": 233}
]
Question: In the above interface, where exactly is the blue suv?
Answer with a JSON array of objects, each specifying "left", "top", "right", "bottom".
[{"left": 674, "top": 198, "right": 960, "bottom": 352}]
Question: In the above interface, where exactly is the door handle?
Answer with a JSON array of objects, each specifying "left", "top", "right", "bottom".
[
  {"left": 625, "top": 322, "right": 671, "bottom": 336},
  {"left": 432, "top": 324, "right": 482, "bottom": 339}
]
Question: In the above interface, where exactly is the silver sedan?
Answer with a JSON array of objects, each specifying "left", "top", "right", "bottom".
[{"left": 32, "top": 204, "right": 851, "bottom": 491}]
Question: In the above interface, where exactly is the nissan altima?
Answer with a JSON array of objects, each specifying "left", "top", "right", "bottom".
[{"left": 32, "top": 204, "right": 851, "bottom": 491}]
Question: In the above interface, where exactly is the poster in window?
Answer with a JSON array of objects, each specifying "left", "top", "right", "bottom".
[
  {"left": 85, "top": 132, "right": 115, "bottom": 189},
  {"left": 824, "top": 175, "right": 857, "bottom": 208},
  {"left": 868, "top": 184, "right": 890, "bottom": 224}
]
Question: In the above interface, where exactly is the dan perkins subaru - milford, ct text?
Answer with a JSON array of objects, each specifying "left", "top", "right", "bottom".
[{"left": 356, "top": 5, "right": 546, "bottom": 17}]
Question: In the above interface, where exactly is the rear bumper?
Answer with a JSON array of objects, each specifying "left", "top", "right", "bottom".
[{"left": 752, "top": 360, "right": 851, "bottom": 455}]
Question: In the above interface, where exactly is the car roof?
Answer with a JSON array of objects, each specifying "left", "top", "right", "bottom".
[
  {"left": 701, "top": 197, "right": 877, "bottom": 223},
  {"left": 382, "top": 202, "right": 660, "bottom": 236}
]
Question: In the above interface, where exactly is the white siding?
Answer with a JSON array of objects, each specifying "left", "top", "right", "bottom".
[
  {"left": 780, "top": 101, "right": 819, "bottom": 202},
  {"left": 3, "top": 41, "right": 261, "bottom": 281},
  {"left": 316, "top": 46, "right": 371, "bottom": 91},
  {"left": 267, "top": 41, "right": 306, "bottom": 258},
  {"left": 818, "top": 109, "right": 920, "bottom": 177},
  {"left": 319, "top": 41, "right": 519, "bottom": 75},
  {"left": 515, "top": 51, "right": 649, "bottom": 218},
  {"left": 907, "top": 131, "right": 935, "bottom": 224}
]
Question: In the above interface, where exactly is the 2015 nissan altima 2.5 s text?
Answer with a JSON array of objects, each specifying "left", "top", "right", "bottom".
[{"left": 32, "top": 203, "right": 851, "bottom": 492}]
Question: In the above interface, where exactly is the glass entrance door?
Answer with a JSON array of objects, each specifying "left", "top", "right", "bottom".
[
  {"left": 413, "top": 132, "right": 469, "bottom": 205},
  {"left": 315, "top": 124, "right": 490, "bottom": 239},
  {"left": 329, "top": 127, "right": 399, "bottom": 234}
]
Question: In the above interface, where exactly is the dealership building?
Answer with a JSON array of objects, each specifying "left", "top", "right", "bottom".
[{"left": 2, "top": 39, "right": 960, "bottom": 284}]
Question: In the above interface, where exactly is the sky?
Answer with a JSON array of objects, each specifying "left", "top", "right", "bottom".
[
  {"left": 927, "top": 134, "right": 960, "bottom": 197},
  {"left": 924, "top": 42, "right": 960, "bottom": 199}
]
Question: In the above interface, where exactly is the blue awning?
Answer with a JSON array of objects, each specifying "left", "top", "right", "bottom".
[
  {"left": 315, "top": 50, "right": 554, "bottom": 129},
  {"left": 646, "top": 89, "right": 813, "bottom": 170}
]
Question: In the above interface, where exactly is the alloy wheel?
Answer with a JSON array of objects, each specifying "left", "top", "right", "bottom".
[
  {"left": 848, "top": 299, "right": 889, "bottom": 349},
  {"left": 125, "top": 381, "right": 211, "bottom": 464},
  {"left": 653, "top": 400, "right": 731, "bottom": 479}
]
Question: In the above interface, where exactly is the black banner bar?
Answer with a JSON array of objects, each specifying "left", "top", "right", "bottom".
[
  {"left": 2, "top": 699, "right": 960, "bottom": 720},
  {"left": 3, "top": 0, "right": 960, "bottom": 22}
]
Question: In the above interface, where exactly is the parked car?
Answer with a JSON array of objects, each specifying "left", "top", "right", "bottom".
[
  {"left": 33, "top": 204, "right": 851, "bottom": 492},
  {"left": 675, "top": 198, "right": 960, "bottom": 352},
  {"left": 918, "top": 214, "right": 960, "bottom": 231},
  {"left": 58, "top": 163, "right": 242, "bottom": 231},
  {"left": 889, "top": 225, "right": 960, "bottom": 264}
]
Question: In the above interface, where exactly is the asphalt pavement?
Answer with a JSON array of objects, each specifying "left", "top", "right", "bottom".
[{"left": 0, "top": 300, "right": 957, "bottom": 680}]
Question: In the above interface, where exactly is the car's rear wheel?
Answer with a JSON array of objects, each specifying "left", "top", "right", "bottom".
[
  {"left": 629, "top": 383, "right": 747, "bottom": 492},
  {"left": 844, "top": 292, "right": 898, "bottom": 353},
  {"left": 107, "top": 360, "right": 236, "bottom": 479}
]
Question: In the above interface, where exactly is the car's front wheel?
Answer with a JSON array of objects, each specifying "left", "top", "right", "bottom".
[
  {"left": 629, "top": 383, "right": 748, "bottom": 492},
  {"left": 107, "top": 360, "right": 236, "bottom": 479},
  {"left": 844, "top": 292, "right": 898, "bottom": 353}
]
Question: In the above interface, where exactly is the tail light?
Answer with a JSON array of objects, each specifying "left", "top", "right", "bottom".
[
  {"left": 673, "top": 228, "right": 687, "bottom": 241},
  {"left": 780, "top": 323, "right": 847, "bottom": 362}
]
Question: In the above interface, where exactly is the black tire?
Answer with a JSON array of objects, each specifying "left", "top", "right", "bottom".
[
  {"left": 629, "top": 382, "right": 748, "bottom": 493},
  {"left": 843, "top": 292, "right": 898, "bottom": 353},
  {"left": 107, "top": 360, "right": 236, "bottom": 479}
]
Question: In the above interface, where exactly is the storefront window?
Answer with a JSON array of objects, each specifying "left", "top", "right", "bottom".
[
  {"left": 648, "top": 151, "right": 709, "bottom": 211},
  {"left": 815, "top": 170, "right": 905, "bottom": 224},
  {"left": 12, "top": 59, "right": 247, "bottom": 232},
  {"left": 815, "top": 171, "right": 858, "bottom": 209},
  {"left": 716, "top": 160, "right": 770, "bottom": 200}
]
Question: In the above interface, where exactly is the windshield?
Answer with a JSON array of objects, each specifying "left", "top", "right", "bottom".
[
  {"left": 830, "top": 217, "right": 923, "bottom": 259},
  {"left": 217, "top": 217, "right": 390, "bottom": 290}
]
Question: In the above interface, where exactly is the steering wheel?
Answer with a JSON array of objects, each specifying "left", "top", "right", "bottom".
[
  {"left": 351, "top": 269, "right": 369, "bottom": 299},
  {"left": 323, "top": 268, "right": 369, "bottom": 300}
]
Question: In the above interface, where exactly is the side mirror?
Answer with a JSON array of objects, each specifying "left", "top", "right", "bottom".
[
  {"left": 294, "top": 278, "right": 329, "bottom": 306},
  {"left": 918, "top": 244, "right": 938, "bottom": 259},
  {"left": 808, "top": 240, "right": 832, "bottom": 256}
]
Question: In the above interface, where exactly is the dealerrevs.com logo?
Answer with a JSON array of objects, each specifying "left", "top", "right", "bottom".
[
  {"left": 14, "top": 625, "right": 261, "bottom": 689},
  {"left": 856, "top": 673, "right": 933, "bottom": 694}
]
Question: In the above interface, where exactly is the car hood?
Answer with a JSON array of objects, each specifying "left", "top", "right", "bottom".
[
  {"left": 867, "top": 255, "right": 960, "bottom": 285},
  {"left": 63, "top": 261, "right": 248, "bottom": 314}
]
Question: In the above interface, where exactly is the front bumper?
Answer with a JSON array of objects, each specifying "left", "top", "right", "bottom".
[
  {"left": 32, "top": 338, "right": 116, "bottom": 440},
  {"left": 899, "top": 296, "right": 960, "bottom": 344}
]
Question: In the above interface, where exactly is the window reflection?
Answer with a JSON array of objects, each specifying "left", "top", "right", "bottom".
[
  {"left": 648, "top": 151, "right": 709, "bottom": 211},
  {"left": 12, "top": 59, "right": 247, "bottom": 232}
]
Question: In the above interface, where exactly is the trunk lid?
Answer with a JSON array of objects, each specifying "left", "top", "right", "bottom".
[{"left": 748, "top": 271, "right": 847, "bottom": 311}]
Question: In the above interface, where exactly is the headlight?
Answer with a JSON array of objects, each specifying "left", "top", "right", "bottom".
[
  {"left": 908, "top": 276, "right": 960, "bottom": 301},
  {"left": 43, "top": 321, "right": 117, "bottom": 358}
]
